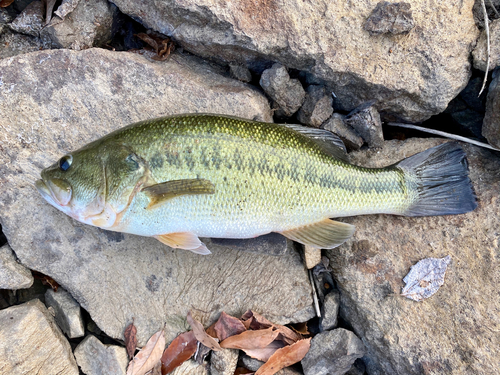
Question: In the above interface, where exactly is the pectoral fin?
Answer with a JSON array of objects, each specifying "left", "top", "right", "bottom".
[
  {"left": 142, "top": 178, "right": 215, "bottom": 210},
  {"left": 279, "top": 218, "right": 355, "bottom": 249},
  {"left": 154, "top": 232, "right": 212, "bottom": 255}
]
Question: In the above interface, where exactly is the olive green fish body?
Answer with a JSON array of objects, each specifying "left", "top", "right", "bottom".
[{"left": 36, "top": 114, "right": 476, "bottom": 253}]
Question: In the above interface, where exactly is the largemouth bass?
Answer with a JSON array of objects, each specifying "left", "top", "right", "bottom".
[{"left": 35, "top": 114, "right": 477, "bottom": 254}]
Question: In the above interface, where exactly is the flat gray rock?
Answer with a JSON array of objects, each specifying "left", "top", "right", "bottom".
[
  {"left": 297, "top": 85, "right": 333, "bottom": 127},
  {"left": 74, "top": 335, "right": 128, "bottom": 375},
  {"left": 0, "top": 48, "right": 312, "bottom": 346},
  {"left": 0, "top": 299, "right": 79, "bottom": 375},
  {"left": 0, "top": 243, "right": 33, "bottom": 289},
  {"left": 328, "top": 139, "right": 500, "bottom": 374},
  {"left": 109, "top": 0, "right": 478, "bottom": 122},
  {"left": 45, "top": 288, "right": 85, "bottom": 338}
]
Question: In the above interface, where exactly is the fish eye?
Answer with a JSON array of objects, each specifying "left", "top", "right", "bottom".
[{"left": 58, "top": 155, "right": 73, "bottom": 171}]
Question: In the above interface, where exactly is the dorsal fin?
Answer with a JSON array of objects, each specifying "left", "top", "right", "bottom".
[{"left": 281, "top": 123, "right": 349, "bottom": 162}]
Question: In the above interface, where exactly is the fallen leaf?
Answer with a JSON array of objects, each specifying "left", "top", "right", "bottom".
[
  {"left": 32, "top": 271, "right": 59, "bottom": 291},
  {"left": 135, "top": 32, "right": 175, "bottom": 61},
  {"left": 187, "top": 311, "right": 222, "bottom": 351},
  {"left": 234, "top": 368, "right": 254, "bottom": 375},
  {"left": 255, "top": 338, "right": 311, "bottom": 375},
  {"left": 206, "top": 322, "right": 218, "bottom": 338},
  {"left": 401, "top": 255, "right": 451, "bottom": 302},
  {"left": 124, "top": 319, "right": 138, "bottom": 360},
  {"left": 290, "top": 322, "right": 310, "bottom": 336},
  {"left": 127, "top": 329, "right": 166, "bottom": 375},
  {"left": 241, "top": 310, "right": 300, "bottom": 344},
  {"left": 243, "top": 340, "right": 286, "bottom": 362},
  {"left": 214, "top": 311, "right": 247, "bottom": 341},
  {"left": 0, "top": 0, "right": 14, "bottom": 8},
  {"left": 274, "top": 325, "right": 301, "bottom": 345},
  {"left": 160, "top": 331, "right": 197, "bottom": 375},
  {"left": 220, "top": 327, "right": 279, "bottom": 350},
  {"left": 148, "top": 361, "right": 162, "bottom": 375}
]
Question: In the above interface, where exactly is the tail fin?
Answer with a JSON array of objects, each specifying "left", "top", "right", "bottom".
[{"left": 397, "top": 142, "right": 477, "bottom": 217}]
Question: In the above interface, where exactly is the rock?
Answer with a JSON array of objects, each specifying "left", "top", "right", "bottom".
[
  {"left": 0, "top": 28, "right": 43, "bottom": 59},
  {"left": 40, "top": 0, "right": 116, "bottom": 50},
  {"left": 364, "top": 1, "right": 414, "bottom": 35},
  {"left": 0, "top": 243, "right": 33, "bottom": 289},
  {"left": 210, "top": 233, "right": 290, "bottom": 256},
  {"left": 345, "top": 102, "right": 384, "bottom": 148},
  {"left": 170, "top": 360, "right": 208, "bottom": 375},
  {"left": 297, "top": 85, "right": 333, "bottom": 127},
  {"left": 320, "top": 289, "right": 340, "bottom": 331},
  {"left": 9, "top": 1, "right": 44, "bottom": 37},
  {"left": 473, "top": 18, "right": 500, "bottom": 71},
  {"left": 229, "top": 62, "right": 252, "bottom": 83},
  {"left": 74, "top": 335, "right": 128, "bottom": 375},
  {"left": 210, "top": 348, "right": 239, "bottom": 375},
  {"left": 0, "top": 299, "right": 79, "bottom": 375},
  {"left": 327, "top": 138, "right": 500, "bottom": 374},
  {"left": 0, "top": 48, "right": 310, "bottom": 346},
  {"left": 109, "top": 0, "right": 478, "bottom": 122},
  {"left": 301, "top": 328, "right": 365, "bottom": 375},
  {"left": 45, "top": 288, "right": 85, "bottom": 338},
  {"left": 472, "top": 0, "right": 500, "bottom": 27},
  {"left": 260, "top": 63, "right": 305, "bottom": 117},
  {"left": 322, "top": 113, "right": 364, "bottom": 151},
  {"left": 483, "top": 69, "right": 500, "bottom": 148},
  {"left": 345, "top": 359, "right": 366, "bottom": 375}
]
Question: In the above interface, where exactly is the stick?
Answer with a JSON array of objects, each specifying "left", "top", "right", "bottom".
[
  {"left": 308, "top": 269, "right": 321, "bottom": 318},
  {"left": 386, "top": 122, "right": 500, "bottom": 151},
  {"left": 479, "top": 0, "right": 491, "bottom": 96}
]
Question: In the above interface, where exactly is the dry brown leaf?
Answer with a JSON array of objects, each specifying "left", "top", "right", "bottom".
[
  {"left": 255, "top": 338, "right": 311, "bottom": 375},
  {"left": 290, "top": 322, "right": 310, "bottom": 336},
  {"left": 0, "top": 0, "right": 14, "bottom": 8},
  {"left": 220, "top": 327, "right": 279, "bottom": 350},
  {"left": 32, "top": 271, "right": 60, "bottom": 291},
  {"left": 148, "top": 361, "right": 162, "bottom": 375},
  {"left": 124, "top": 320, "right": 138, "bottom": 360},
  {"left": 160, "top": 331, "right": 197, "bottom": 375},
  {"left": 127, "top": 329, "right": 166, "bottom": 375},
  {"left": 214, "top": 312, "right": 247, "bottom": 341},
  {"left": 274, "top": 325, "right": 301, "bottom": 345},
  {"left": 241, "top": 310, "right": 300, "bottom": 345},
  {"left": 243, "top": 340, "right": 286, "bottom": 362},
  {"left": 234, "top": 368, "right": 254, "bottom": 375},
  {"left": 186, "top": 311, "right": 222, "bottom": 351},
  {"left": 206, "top": 322, "right": 218, "bottom": 338}
]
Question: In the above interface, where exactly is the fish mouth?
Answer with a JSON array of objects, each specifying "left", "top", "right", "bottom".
[{"left": 35, "top": 178, "right": 72, "bottom": 207}]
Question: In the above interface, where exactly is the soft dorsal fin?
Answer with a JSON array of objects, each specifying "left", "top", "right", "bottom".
[
  {"left": 142, "top": 178, "right": 215, "bottom": 210},
  {"left": 282, "top": 123, "right": 349, "bottom": 162},
  {"left": 154, "top": 232, "right": 212, "bottom": 255},
  {"left": 279, "top": 218, "right": 355, "bottom": 249}
]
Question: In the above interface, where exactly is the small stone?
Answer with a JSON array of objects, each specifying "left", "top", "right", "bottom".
[
  {"left": 260, "top": 63, "right": 306, "bottom": 117},
  {"left": 170, "top": 360, "right": 208, "bottom": 375},
  {"left": 74, "top": 335, "right": 128, "bottom": 375},
  {"left": 297, "top": 85, "right": 333, "bottom": 127},
  {"left": 0, "top": 299, "right": 79, "bottom": 375},
  {"left": 322, "top": 113, "right": 364, "bottom": 151},
  {"left": 210, "top": 348, "right": 239, "bottom": 375},
  {"left": 0, "top": 244, "right": 33, "bottom": 289},
  {"left": 320, "top": 290, "right": 340, "bottom": 331},
  {"left": 364, "top": 2, "right": 414, "bottom": 35},
  {"left": 9, "top": 1, "right": 44, "bottom": 37},
  {"left": 301, "top": 328, "right": 365, "bottom": 375},
  {"left": 40, "top": 0, "right": 116, "bottom": 50},
  {"left": 45, "top": 288, "right": 85, "bottom": 338},
  {"left": 304, "top": 245, "right": 321, "bottom": 269},
  {"left": 345, "top": 102, "right": 384, "bottom": 148},
  {"left": 229, "top": 63, "right": 252, "bottom": 83},
  {"left": 473, "top": 18, "right": 500, "bottom": 72},
  {"left": 483, "top": 69, "right": 500, "bottom": 148}
]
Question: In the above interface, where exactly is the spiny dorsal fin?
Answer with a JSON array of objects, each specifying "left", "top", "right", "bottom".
[
  {"left": 281, "top": 123, "right": 348, "bottom": 162},
  {"left": 279, "top": 218, "right": 355, "bottom": 249},
  {"left": 142, "top": 178, "right": 215, "bottom": 210},
  {"left": 154, "top": 232, "right": 212, "bottom": 255}
]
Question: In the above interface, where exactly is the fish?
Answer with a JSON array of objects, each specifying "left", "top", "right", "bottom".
[{"left": 35, "top": 113, "right": 477, "bottom": 255}]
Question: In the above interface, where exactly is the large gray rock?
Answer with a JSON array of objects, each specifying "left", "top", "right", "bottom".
[
  {"left": 45, "top": 288, "right": 85, "bottom": 338},
  {"left": 0, "top": 243, "right": 33, "bottom": 289},
  {"left": 483, "top": 69, "right": 500, "bottom": 148},
  {"left": 74, "top": 335, "right": 128, "bottom": 375},
  {"left": 301, "top": 328, "right": 365, "bottom": 375},
  {"left": 327, "top": 139, "right": 500, "bottom": 374},
  {"left": 0, "top": 299, "right": 79, "bottom": 375},
  {"left": 109, "top": 0, "right": 478, "bottom": 122},
  {"left": 0, "top": 48, "right": 311, "bottom": 346}
]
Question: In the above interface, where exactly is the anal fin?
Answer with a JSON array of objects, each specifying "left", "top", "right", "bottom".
[
  {"left": 154, "top": 232, "right": 212, "bottom": 255},
  {"left": 279, "top": 218, "right": 355, "bottom": 249}
]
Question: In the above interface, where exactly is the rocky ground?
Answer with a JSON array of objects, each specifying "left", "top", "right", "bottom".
[{"left": 0, "top": 0, "right": 499, "bottom": 374}]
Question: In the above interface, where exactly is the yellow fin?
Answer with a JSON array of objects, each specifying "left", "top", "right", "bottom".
[
  {"left": 142, "top": 178, "right": 215, "bottom": 210},
  {"left": 279, "top": 218, "right": 355, "bottom": 249},
  {"left": 154, "top": 232, "right": 211, "bottom": 255}
]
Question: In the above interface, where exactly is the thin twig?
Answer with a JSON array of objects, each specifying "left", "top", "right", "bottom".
[
  {"left": 387, "top": 122, "right": 500, "bottom": 151},
  {"left": 488, "top": 0, "right": 500, "bottom": 17},
  {"left": 479, "top": 0, "right": 491, "bottom": 96},
  {"left": 308, "top": 269, "right": 321, "bottom": 318}
]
